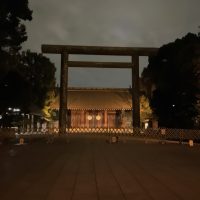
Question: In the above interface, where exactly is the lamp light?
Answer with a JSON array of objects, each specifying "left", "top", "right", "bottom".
[
  {"left": 87, "top": 115, "right": 92, "bottom": 120},
  {"left": 96, "top": 115, "right": 101, "bottom": 121}
]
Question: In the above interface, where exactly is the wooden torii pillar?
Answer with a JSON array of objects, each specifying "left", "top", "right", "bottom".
[
  {"left": 41, "top": 45, "right": 158, "bottom": 134},
  {"left": 132, "top": 55, "right": 140, "bottom": 127},
  {"left": 59, "top": 52, "right": 68, "bottom": 134}
]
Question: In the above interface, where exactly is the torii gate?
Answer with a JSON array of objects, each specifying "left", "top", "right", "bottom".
[{"left": 41, "top": 45, "right": 158, "bottom": 134}]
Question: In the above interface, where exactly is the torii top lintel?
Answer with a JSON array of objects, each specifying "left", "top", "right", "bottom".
[{"left": 41, "top": 44, "right": 158, "bottom": 56}]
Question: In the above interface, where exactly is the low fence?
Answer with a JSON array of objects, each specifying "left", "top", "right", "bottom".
[
  {"left": 0, "top": 127, "right": 200, "bottom": 144},
  {"left": 64, "top": 127, "right": 200, "bottom": 142}
]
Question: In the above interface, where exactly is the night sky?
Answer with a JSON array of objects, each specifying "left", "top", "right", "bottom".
[{"left": 22, "top": 0, "right": 200, "bottom": 88}]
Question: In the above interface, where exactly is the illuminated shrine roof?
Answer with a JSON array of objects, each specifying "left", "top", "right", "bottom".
[{"left": 51, "top": 88, "right": 133, "bottom": 110}]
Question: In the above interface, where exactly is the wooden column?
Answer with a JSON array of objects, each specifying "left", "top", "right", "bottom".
[
  {"left": 59, "top": 52, "right": 68, "bottom": 134},
  {"left": 81, "top": 110, "right": 84, "bottom": 127},
  {"left": 104, "top": 110, "right": 108, "bottom": 128},
  {"left": 132, "top": 55, "right": 140, "bottom": 127},
  {"left": 85, "top": 112, "right": 89, "bottom": 128}
]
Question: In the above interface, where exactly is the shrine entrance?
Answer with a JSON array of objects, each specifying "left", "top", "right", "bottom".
[{"left": 41, "top": 44, "right": 158, "bottom": 134}]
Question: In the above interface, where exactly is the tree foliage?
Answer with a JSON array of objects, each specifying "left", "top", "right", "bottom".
[
  {"left": 0, "top": 1, "right": 57, "bottom": 126},
  {"left": 0, "top": 0, "right": 32, "bottom": 81},
  {"left": 0, "top": 0, "right": 32, "bottom": 51},
  {"left": 0, "top": 69, "right": 31, "bottom": 112},
  {"left": 142, "top": 33, "right": 200, "bottom": 129},
  {"left": 19, "top": 51, "right": 56, "bottom": 110},
  {"left": 140, "top": 95, "right": 153, "bottom": 123},
  {"left": 42, "top": 90, "right": 56, "bottom": 120},
  {"left": 0, "top": 51, "right": 56, "bottom": 114}
]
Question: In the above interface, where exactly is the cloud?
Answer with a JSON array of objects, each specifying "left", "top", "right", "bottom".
[{"left": 22, "top": 0, "right": 200, "bottom": 87}]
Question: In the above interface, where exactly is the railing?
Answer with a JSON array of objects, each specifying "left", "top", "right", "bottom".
[
  {"left": 66, "top": 127, "right": 134, "bottom": 134},
  {"left": 0, "top": 127, "right": 200, "bottom": 144}
]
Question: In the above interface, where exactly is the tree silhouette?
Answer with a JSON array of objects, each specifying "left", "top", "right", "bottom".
[
  {"left": 142, "top": 33, "right": 200, "bottom": 129},
  {"left": 0, "top": 0, "right": 32, "bottom": 80},
  {"left": 0, "top": 0, "right": 32, "bottom": 51}
]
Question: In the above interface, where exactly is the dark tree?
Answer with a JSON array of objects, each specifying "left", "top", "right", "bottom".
[
  {"left": 142, "top": 33, "right": 200, "bottom": 129},
  {"left": 0, "top": 51, "right": 56, "bottom": 126},
  {"left": 0, "top": 70, "right": 31, "bottom": 113},
  {"left": 0, "top": 0, "right": 32, "bottom": 81},
  {"left": 19, "top": 51, "right": 56, "bottom": 110},
  {"left": 0, "top": 50, "right": 56, "bottom": 115},
  {"left": 0, "top": 0, "right": 32, "bottom": 51}
]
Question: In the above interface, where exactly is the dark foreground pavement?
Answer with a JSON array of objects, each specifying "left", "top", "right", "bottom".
[{"left": 0, "top": 135, "right": 200, "bottom": 200}]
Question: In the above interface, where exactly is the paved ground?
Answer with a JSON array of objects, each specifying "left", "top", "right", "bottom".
[{"left": 0, "top": 135, "right": 200, "bottom": 200}]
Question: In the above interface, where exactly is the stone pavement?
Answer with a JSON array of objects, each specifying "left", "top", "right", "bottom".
[{"left": 0, "top": 135, "right": 200, "bottom": 200}]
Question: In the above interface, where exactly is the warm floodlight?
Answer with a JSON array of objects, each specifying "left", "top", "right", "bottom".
[
  {"left": 87, "top": 115, "right": 92, "bottom": 120},
  {"left": 96, "top": 115, "right": 101, "bottom": 121}
]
